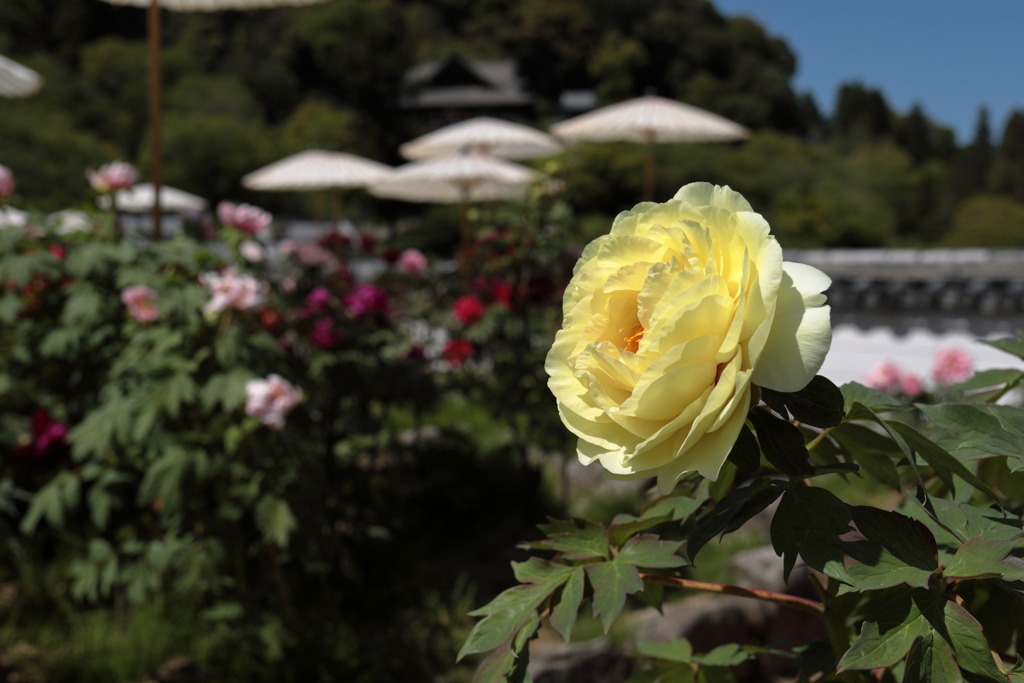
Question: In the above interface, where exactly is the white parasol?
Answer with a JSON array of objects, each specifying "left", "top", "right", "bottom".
[
  {"left": 551, "top": 94, "right": 749, "bottom": 200},
  {"left": 0, "top": 54, "right": 43, "bottom": 98},
  {"left": 96, "top": 0, "right": 330, "bottom": 239},
  {"left": 101, "top": 183, "right": 208, "bottom": 213},
  {"left": 369, "top": 151, "right": 535, "bottom": 278},
  {"left": 242, "top": 149, "right": 393, "bottom": 227},
  {"left": 242, "top": 150, "right": 392, "bottom": 192},
  {"left": 399, "top": 117, "right": 562, "bottom": 161}
]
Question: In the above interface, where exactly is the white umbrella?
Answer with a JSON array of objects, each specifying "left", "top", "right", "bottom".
[
  {"left": 0, "top": 54, "right": 43, "bottom": 98},
  {"left": 102, "top": 183, "right": 208, "bottom": 213},
  {"left": 243, "top": 149, "right": 393, "bottom": 227},
  {"left": 399, "top": 116, "right": 562, "bottom": 161},
  {"left": 242, "top": 150, "right": 392, "bottom": 191},
  {"left": 551, "top": 94, "right": 749, "bottom": 200},
  {"left": 96, "top": 0, "right": 330, "bottom": 240},
  {"left": 369, "top": 151, "right": 535, "bottom": 278}
]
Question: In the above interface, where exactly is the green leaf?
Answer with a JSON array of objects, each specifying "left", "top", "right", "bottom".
[
  {"left": 952, "top": 368, "right": 1024, "bottom": 391},
  {"left": 511, "top": 558, "right": 575, "bottom": 584},
  {"left": 708, "top": 460, "right": 736, "bottom": 502},
  {"left": 607, "top": 512, "right": 672, "bottom": 547},
  {"left": 635, "top": 578, "right": 664, "bottom": 611},
  {"left": 770, "top": 484, "right": 852, "bottom": 583},
  {"left": 693, "top": 643, "right": 751, "bottom": 667},
  {"left": 884, "top": 420, "right": 1001, "bottom": 501},
  {"left": 944, "top": 536, "right": 1024, "bottom": 581},
  {"left": 841, "top": 382, "right": 902, "bottom": 417},
  {"left": 686, "top": 479, "right": 785, "bottom": 562},
  {"left": 838, "top": 541, "right": 934, "bottom": 593},
  {"left": 761, "top": 375, "right": 845, "bottom": 428},
  {"left": 636, "top": 638, "right": 694, "bottom": 663},
  {"left": 831, "top": 423, "right": 902, "bottom": 489},
  {"left": 943, "top": 599, "right": 1007, "bottom": 681},
  {"left": 917, "top": 403, "right": 1002, "bottom": 436},
  {"left": 641, "top": 488, "right": 708, "bottom": 522},
  {"left": 726, "top": 422, "right": 761, "bottom": 472},
  {"left": 461, "top": 559, "right": 575, "bottom": 661},
  {"left": 850, "top": 506, "right": 938, "bottom": 571},
  {"left": 917, "top": 497, "right": 1022, "bottom": 544},
  {"left": 616, "top": 535, "right": 685, "bottom": 569},
  {"left": 748, "top": 407, "right": 811, "bottom": 475},
  {"left": 838, "top": 589, "right": 941, "bottom": 671},
  {"left": 586, "top": 558, "right": 644, "bottom": 633},
  {"left": 539, "top": 518, "right": 610, "bottom": 560},
  {"left": 903, "top": 634, "right": 963, "bottom": 683},
  {"left": 549, "top": 567, "right": 584, "bottom": 643},
  {"left": 461, "top": 582, "right": 563, "bottom": 661},
  {"left": 981, "top": 336, "right": 1024, "bottom": 360},
  {"left": 471, "top": 642, "right": 516, "bottom": 683},
  {"left": 255, "top": 496, "right": 298, "bottom": 549}
]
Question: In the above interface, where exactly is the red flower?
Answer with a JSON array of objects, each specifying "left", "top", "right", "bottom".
[
  {"left": 260, "top": 309, "right": 283, "bottom": 331},
  {"left": 490, "top": 281, "right": 512, "bottom": 308},
  {"left": 48, "top": 244, "right": 65, "bottom": 260},
  {"left": 442, "top": 339, "right": 474, "bottom": 367},
  {"left": 453, "top": 294, "right": 486, "bottom": 326}
]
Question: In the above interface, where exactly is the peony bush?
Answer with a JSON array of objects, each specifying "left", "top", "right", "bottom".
[{"left": 461, "top": 185, "right": 1024, "bottom": 683}]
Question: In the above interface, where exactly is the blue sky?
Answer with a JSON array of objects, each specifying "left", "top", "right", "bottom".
[{"left": 711, "top": 0, "right": 1024, "bottom": 143}]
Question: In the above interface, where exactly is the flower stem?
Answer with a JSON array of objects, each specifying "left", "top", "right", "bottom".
[
  {"left": 805, "top": 426, "right": 836, "bottom": 452},
  {"left": 639, "top": 574, "right": 824, "bottom": 617},
  {"left": 812, "top": 574, "right": 858, "bottom": 683}
]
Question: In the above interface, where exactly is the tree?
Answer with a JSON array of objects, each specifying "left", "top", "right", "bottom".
[{"left": 992, "top": 110, "right": 1024, "bottom": 202}]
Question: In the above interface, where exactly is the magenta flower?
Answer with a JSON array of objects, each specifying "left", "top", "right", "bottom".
[
  {"left": 0, "top": 165, "right": 15, "bottom": 199},
  {"left": 345, "top": 283, "right": 388, "bottom": 318},
  {"left": 864, "top": 361, "right": 901, "bottom": 394},
  {"left": 309, "top": 318, "right": 338, "bottom": 349},
  {"left": 303, "top": 286, "right": 332, "bottom": 316},
  {"left": 453, "top": 294, "right": 487, "bottom": 326},
  {"left": 933, "top": 347, "right": 973, "bottom": 385},
  {"left": 15, "top": 410, "right": 68, "bottom": 462},
  {"left": 218, "top": 201, "right": 272, "bottom": 235},
  {"left": 245, "top": 374, "right": 302, "bottom": 430},
  {"left": 396, "top": 248, "right": 428, "bottom": 276},
  {"left": 87, "top": 161, "right": 137, "bottom": 193},
  {"left": 121, "top": 284, "right": 159, "bottom": 322}
]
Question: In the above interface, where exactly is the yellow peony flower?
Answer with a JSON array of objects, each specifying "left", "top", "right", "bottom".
[{"left": 545, "top": 183, "right": 832, "bottom": 493}]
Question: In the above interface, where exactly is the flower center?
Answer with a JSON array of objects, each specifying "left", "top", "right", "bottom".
[{"left": 623, "top": 323, "right": 645, "bottom": 353}]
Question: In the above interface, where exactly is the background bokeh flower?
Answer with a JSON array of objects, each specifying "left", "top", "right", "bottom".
[{"left": 120, "top": 285, "right": 159, "bottom": 322}]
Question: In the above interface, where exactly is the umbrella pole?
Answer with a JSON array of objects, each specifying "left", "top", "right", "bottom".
[
  {"left": 459, "top": 188, "right": 470, "bottom": 287},
  {"left": 147, "top": 0, "right": 163, "bottom": 241},
  {"left": 331, "top": 188, "right": 341, "bottom": 230},
  {"left": 643, "top": 134, "right": 655, "bottom": 202}
]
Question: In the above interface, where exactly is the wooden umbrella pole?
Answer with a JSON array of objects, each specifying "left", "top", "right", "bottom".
[
  {"left": 459, "top": 184, "right": 470, "bottom": 287},
  {"left": 642, "top": 130, "right": 656, "bottom": 202},
  {"left": 147, "top": 0, "right": 163, "bottom": 240},
  {"left": 331, "top": 188, "right": 341, "bottom": 230}
]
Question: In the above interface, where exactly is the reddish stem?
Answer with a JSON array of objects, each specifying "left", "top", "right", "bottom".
[{"left": 640, "top": 574, "right": 825, "bottom": 617}]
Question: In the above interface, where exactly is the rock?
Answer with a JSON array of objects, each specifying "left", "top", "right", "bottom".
[{"left": 528, "top": 638, "right": 634, "bottom": 683}]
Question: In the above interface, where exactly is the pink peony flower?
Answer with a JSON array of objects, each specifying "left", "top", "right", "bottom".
[
  {"left": 239, "top": 240, "right": 265, "bottom": 262},
  {"left": 396, "top": 248, "right": 428, "bottom": 276},
  {"left": 199, "top": 267, "right": 267, "bottom": 317},
  {"left": 442, "top": 339, "right": 474, "bottom": 367},
  {"left": 345, "top": 283, "right": 388, "bottom": 318},
  {"left": 245, "top": 374, "right": 302, "bottom": 430},
  {"left": 864, "top": 361, "right": 901, "bottom": 394},
  {"left": 281, "top": 276, "right": 297, "bottom": 292},
  {"left": 453, "top": 294, "right": 487, "bottom": 326},
  {"left": 933, "top": 347, "right": 973, "bottom": 385},
  {"left": 0, "top": 165, "right": 15, "bottom": 198},
  {"left": 899, "top": 372, "right": 924, "bottom": 398},
  {"left": 217, "top": 201, "right": 272, "bottom": 235},
  {"left": 86, "top": 161, "right": 137, "bottom": 193},
  {"left": 121, "top": 284, "right": 159, "bottom": 322}
]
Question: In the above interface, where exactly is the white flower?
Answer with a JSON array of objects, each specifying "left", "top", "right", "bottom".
[{"left": 245, "top": 374, "right": 302, "bottom": 429}]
